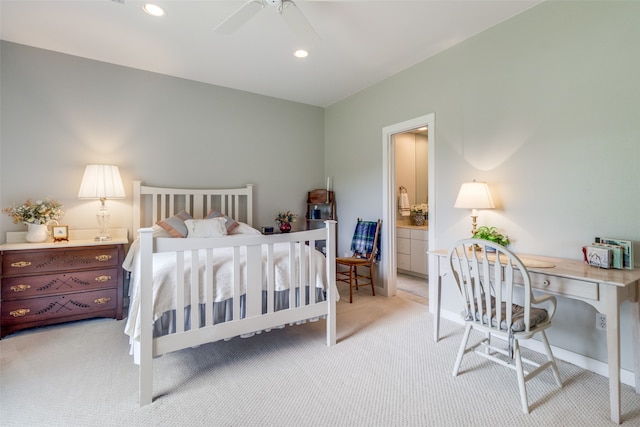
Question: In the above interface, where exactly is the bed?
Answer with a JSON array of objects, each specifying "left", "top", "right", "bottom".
[{"left": 123, "top": 181, "right": 337, "bottom": 406}]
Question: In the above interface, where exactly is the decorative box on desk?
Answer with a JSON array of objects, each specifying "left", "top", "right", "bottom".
[{"left": 0, "top": 229, "right": 128, "bottom": 338}]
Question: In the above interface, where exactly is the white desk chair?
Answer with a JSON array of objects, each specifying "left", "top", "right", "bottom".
[{"left": 448, "top": 238, "right": 562, "bottom": 413}]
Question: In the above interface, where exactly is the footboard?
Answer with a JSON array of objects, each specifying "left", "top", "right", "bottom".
[{"left": 137, "top": 221, "right": 336, "bottom": 406}]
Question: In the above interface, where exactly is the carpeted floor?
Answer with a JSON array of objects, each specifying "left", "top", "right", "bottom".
[{"left": 1, "top": 285, "right": 639, "bottom": 427}]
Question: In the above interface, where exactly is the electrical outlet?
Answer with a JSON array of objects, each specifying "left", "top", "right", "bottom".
[{"left": 596, "top": 313, "right": 607, "bottom": 330}]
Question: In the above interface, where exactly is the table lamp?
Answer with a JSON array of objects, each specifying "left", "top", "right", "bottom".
[
  {"left": 454, "top": 180, "right": 494, "bottom": 236},
  {"left": 78, "top": 165, "right": 126, "bottom": 241}
]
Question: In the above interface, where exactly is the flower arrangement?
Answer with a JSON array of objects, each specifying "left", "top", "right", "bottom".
[
  {"left": 275, "top": 211, "right": 298, "bottom": 225},
  {"left": 411, "top": 203, "right": 428, "bottom": 216},
  {"left": 3, "top": 198, "right": 64, "bottom": 225}
]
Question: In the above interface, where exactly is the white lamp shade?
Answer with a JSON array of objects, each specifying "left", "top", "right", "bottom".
[
  {"left": 78, "top": 165, "right": 126, "bottom": 199},
  {"left": 454, "top": 181, "right": 495, "bottom": 209}
]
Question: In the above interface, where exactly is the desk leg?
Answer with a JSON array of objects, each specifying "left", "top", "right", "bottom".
[
  {"left": 430, "top": 256, "right": 442, "bottom": 342},
  {"left": 605, "top": 285, "right": 622, "bottom": 425},
  {"left": 434, "top": 274, "right": 442, "bottom": 342},
  {"left": 631, "top": 283, "right": 640, "bottom": 394}
]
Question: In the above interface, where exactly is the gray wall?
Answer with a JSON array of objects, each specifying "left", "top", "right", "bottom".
[
  {"left": 0, "top": 42, "right": 325, "bottom": 236},
  {"left": 325, "top": 2, "right": 639, "bottom": 371}
]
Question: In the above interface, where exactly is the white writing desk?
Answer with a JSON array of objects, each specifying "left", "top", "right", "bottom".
[{"left": 430, "top": 249, "right": 640, "bottom": 425}]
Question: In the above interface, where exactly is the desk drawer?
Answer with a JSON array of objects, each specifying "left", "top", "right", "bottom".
[
  {"left": 525, "top": 273, "right": 599, "bottom": 301},
  {"left": 436, "top": 253, "right": 600, "bottom": 301}
]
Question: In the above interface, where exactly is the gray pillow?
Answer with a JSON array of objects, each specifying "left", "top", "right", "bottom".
[{"left": 205, "top": 209, "right": 239, "bottom": 233}]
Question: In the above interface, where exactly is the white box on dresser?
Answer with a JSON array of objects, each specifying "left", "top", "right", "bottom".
[{"left": 0, "top": 229, "right": 128, "bottom": 338}]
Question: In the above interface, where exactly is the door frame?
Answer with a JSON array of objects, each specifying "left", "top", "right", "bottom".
[{"left": 381, "top": 113, "right": 436, "bottom": 313}]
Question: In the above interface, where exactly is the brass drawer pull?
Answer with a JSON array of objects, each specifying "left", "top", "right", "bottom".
[
  {"left": 94, "top": 297, "right": 111, "bottom": 304},
  {"left": 10, "top": 284, "right": 31, "bottom": 292},
  {"left": 95, "top": 275, "right": 112, "bottom": 282},
  {"left": 10, "top": 261, "right": 32, "bottom": 268},
  {"left": 10, "top": 308, "right": 30, "bottom": 317},
  {"left": 95, "top": 255, "right": 112, "bottom": 262}
]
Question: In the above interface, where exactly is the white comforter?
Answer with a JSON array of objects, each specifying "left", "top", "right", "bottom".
[{"left": 123, "top": 238, "right": 328, "bottom": 341}]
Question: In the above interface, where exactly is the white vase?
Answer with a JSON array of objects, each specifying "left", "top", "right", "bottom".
[{"left": 25, "top": 223, "right": 50, "bottom": 243}]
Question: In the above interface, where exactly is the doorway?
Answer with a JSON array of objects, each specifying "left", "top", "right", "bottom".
[{"left": 381, "top": 113, "right": 436, "bottom": 314}]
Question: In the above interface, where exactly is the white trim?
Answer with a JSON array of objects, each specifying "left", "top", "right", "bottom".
[{"left": 381, "top": 114, "right": 435, "bottom": 305}]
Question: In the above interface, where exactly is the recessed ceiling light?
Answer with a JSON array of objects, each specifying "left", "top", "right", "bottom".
[
  {"left": 293, "top": 49, "right": 308, "bottom": 58},
  {"left": 143, "top": 3, "right": 165, "bottom": 17}
]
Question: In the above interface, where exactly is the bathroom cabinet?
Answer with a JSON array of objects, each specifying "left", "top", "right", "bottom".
[{"left": 396, "top": 227, "right": 428, "bottom": 276}]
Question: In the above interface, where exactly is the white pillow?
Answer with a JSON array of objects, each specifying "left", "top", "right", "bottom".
[
  {"left": 184, "top": 218, "right": 228, "bottom": 238},
  {"left": 229, "top": 222, "right": 262, "bottom": 235}
]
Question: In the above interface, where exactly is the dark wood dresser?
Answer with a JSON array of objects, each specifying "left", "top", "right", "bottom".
[{"left": 0, "top": 230, "right": 128, "bottom": 338}]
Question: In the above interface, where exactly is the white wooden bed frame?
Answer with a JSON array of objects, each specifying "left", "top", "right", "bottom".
[{"left": 132, "top": 181, "right": 337, "bottom": 406}]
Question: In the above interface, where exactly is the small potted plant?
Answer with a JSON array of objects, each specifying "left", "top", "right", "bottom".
[
  {"left": 275, "top": 211, "right": 298, "bottom": 233},
  {"left": 472, "top": 226, "right": 510, "bottom": 250}
]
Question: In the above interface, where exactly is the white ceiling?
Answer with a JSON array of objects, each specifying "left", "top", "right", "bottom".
[{"left": 0, "top": 0, "right": 542, "bottom": 107}]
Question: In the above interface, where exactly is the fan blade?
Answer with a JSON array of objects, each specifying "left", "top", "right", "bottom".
[
  {"left": 281, "top": 0, "right": 320, "bottom": 43},
  {"left": 214, "top": 0, "right": 266, "bottom": 34}
]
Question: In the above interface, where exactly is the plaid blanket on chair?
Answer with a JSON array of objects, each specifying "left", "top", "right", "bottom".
[{"left": 350, "top": 220, "right": 381, "bottom": 261}]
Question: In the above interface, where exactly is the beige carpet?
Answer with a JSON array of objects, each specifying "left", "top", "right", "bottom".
[{"left": 1, "top": 285, "right": 639, "bottom": 427}]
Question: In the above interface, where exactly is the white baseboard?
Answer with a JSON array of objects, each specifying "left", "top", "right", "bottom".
[{"left": 439, "top": 309, "right": 636, "bottom": 388}]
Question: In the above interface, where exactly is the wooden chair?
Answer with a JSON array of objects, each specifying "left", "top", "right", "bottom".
[
  {"left": 336, "top": 219, "right": 381, "bottom": 303},
  {"left": 448, "top": 238, "right": 562, "bottom": 413}
]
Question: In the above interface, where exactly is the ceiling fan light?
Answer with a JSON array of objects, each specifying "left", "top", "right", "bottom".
[
  {"left": 293, "top": 49, "right": 308, "bottom": 58},
  {"left": 143, "top": 3, "right": 165, "bottom": 17}
]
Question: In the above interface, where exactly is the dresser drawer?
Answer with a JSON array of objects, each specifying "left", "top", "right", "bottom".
[
  {"left": 2, "top": 267, "right": 118, "bottom": 300},
  {"left": 1, "top": 288, "right": 118, "bottom": 326},
  {"left": 2, "top": 246, "right": 120, "bottom": 276}
]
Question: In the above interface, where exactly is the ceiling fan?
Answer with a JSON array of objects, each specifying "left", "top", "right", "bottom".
[{"left": 214, "top": 0, "right": 319, "bottom": 42}]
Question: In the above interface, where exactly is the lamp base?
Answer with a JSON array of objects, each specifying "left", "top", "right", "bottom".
[{"left": 95, "top": 199, "right": 111, "bottom": 242}]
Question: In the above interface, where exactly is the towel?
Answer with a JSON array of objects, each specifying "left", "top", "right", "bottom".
[
  {"left": 351, "top": 221, "right": 381, "bottom": 261},
  {"left": 399, "top": 192, "right": 410, "bottom": 216}
]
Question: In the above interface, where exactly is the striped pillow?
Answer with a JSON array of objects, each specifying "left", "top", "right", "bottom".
[{"left": 156, "top": 210, "right": 193, "bottom": 237}]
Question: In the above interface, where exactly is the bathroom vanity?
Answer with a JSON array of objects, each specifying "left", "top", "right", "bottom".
[{"left": 396, "top": 224, "right": 428, "bottom": 276}]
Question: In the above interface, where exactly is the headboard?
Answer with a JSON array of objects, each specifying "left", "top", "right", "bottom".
[{"left": 133, "top": 181, "right": 254, "bottom": 232}]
